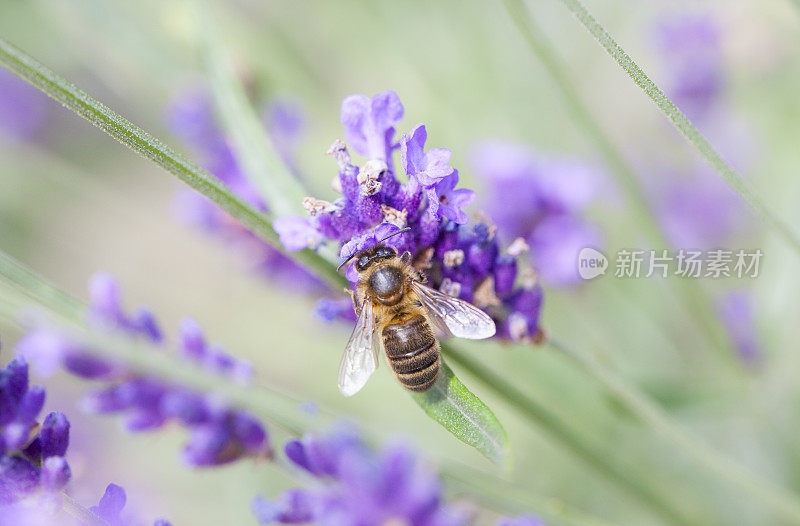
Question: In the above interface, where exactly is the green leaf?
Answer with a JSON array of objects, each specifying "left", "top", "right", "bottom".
[{"left": 412, "top": 359, "right": 509, "bottom": 466}]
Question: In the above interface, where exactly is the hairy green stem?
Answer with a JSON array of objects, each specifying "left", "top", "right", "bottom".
[
  {"left": 500, "top": 0, "right": 735, "bottom": 366},
  {"left": 0, "top": 254, "right": 606, "bottom": 525},
  {"left": 547, "top": 338, "right": 800, "bottom": 523},
  {"left": 530, "top": 0, "right": 800, "bottom": 254},
  {"left": 0, "top": 37, "right": 345, "bottom": 291},
  {"left": 443, "top": 344, "right": 697, "bottom": 526}
]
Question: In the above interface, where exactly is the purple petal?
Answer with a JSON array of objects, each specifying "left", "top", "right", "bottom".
[
  {"left": 92, "top": 484, "right": 127, "bottom": 521},
  {"left": 40, "top": 456, "right": 71, "bottom": 491},
  {"left": 39, "top": 412, "right": 70, "bottom": 458},
  {"left": 273, "top": 216, "right": 323, "bottom": 252}
]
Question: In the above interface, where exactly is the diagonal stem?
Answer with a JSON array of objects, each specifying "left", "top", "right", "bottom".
[
  {"left": 0, "top": 37, "right": 345, "bottom": 292},
  {"left": 443, "top": 343, "right": 698, "bottom": 526},
  {"left": 510, "top": 0, "right": 800, "bottom": 255},
  {"left": 0, "top": 253, "right": 609, "bottom": 526},
  {"left": 500, "top": 0, "right": 736, "bottom": 367},
  {"left": 546, "top": 338, "right": 800, "bottom": 524}
]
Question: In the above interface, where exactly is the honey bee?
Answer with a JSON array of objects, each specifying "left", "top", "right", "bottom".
[{"left": 337, "top": 228, "right": 496, "bottom": 395}]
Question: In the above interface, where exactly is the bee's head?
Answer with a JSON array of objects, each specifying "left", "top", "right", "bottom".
[
  {"left": 355, "top": 244, "right": 398, "bottom": 272},
  {"left": 337, "top": 227, "right": 410, "bottom": 275}
]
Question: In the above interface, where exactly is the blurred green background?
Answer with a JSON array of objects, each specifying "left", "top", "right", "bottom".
[{"left": 2, "top": 0, "right": 800, "bottom": 524}]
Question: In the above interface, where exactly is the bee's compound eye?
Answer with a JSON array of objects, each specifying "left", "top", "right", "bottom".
[
  {"left": 357, "top": 255, "right": 371, "bottom": 271},
  {"left": 376, "top": 246, "right": 394, "bottom": 258}
]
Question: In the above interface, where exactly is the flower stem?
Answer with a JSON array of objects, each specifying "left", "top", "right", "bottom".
[
  {"left": 193, "top": 0, "right": 309, "bottom": 217},
  {"left": 546, "top": 338, "right": 800, "bottom": 524},
  {"left": 61, "top": 492, "right": 109, "bottom": 526},
  {"left": 514, "top": 0, "right": 800, "bottom": 255},
  {"left": 0, "top": 37, "right": 346, "bottom": 292},
  {"left": 0, "top": 253, "right": 608, "bottom": 524},
  {"left": 500, "top": 0, "right": 737, "bottom": 368},
  {"left": 443, "top": 343, "right": 698, "bottom": 526}
]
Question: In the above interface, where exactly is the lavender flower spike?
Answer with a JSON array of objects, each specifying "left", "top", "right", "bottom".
[
  {"left": 17, "top": 274, "right": 270, "bottom": 467},
  {"left": 253, "top": 426, "right": 467, "bottom": 526},
  {"left": 273, "top": 92, "right": 545, "bottom": 336},
  {"left": 0, "top": 350, "right": 72, "bottom": 505}
]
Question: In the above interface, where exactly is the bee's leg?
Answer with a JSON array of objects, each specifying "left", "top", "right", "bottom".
[
  {"left": 344, "top": 288, "right": 359, "bottom": 314},
  {"left": 400, "top": 251, "right": 412, "bottom": 264}
]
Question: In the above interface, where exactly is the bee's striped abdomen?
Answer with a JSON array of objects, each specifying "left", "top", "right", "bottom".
[{"left": 382, "top": 314, "right": 440, "bottom": 392}]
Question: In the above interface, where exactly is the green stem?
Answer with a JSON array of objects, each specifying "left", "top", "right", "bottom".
[
  {"left": 446, "top": 463, "right": 619, "bottom": 526},
  {"left": 0, "top": 37, "right": 345, "bottom": 292},
  {"left": 61, "top": 492, "right": 109, "bottom": 526},
  {"left": 500, "top": 0, "right": 735, "bottom": 367},
  {"left": 525, "top": 0, "right": 800, "bottom": 254},
  {"left": 194, "top": 0, "right": 308, "bottom": 217},
  {"left": 443, "top": 343, "right": 697, "bottom": 526},
  {"left": 546, "top": 338, "right": 800, "bottom": 524},
  {"left": 0, "top": 254, "right": 606, "bottom": 525}
]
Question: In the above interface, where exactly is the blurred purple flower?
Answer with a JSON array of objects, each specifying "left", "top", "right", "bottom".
[
  {"left": 166, "top": 87, "right": 324, "bottom": 293},
  {"left": 252, "top": 426, "right": 466, "bottom": 526},
  {"left": 656, "top": 14, "right": 723, "bottom": 123},
  {"left": 16, "top": 274, "right": 270, "bottom": 467},
  {"left": 471, "top": 141, "right": 603, "bottom": 288},
  {"left": 254, "top": 426, "right": 547, "bottom": 526},
  {"left": 717, "top": 291, "right": 762, "bottom": 364},
  {"left": 529, "top": 216, "right": 602, "bottom": 287},
  {"left": 0, "top": 68, "right": 49, "bottom": 141},
  {"left": 264, "top": 99, "right": 306, "bottom": 174},
  {"left": 654, "top": 167, "right": 745, "bottom": 250},
  {"left": 498, "top": 515, "right": 547, "bottom": 526}
]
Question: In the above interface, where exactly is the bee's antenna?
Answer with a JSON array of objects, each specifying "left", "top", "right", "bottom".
[
  {"left": 376, "top": 227, "right": 411, "bottom": 245},
  {"left": 337, "top": 256, "right": 355, "bottom": 272}
]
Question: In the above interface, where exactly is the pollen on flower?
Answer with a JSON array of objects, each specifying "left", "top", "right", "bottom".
[
  {"left": 302, "top": 197, "right": 337, "bottom": 216},
  {"left": 473, "top": 277, "right": 502, "bottom": 308},
  {"left": 358, "top": 159, "right": 387, "bottom": 196},
  {"left": 443, "top": 249, "right": 465, "bottom": 267},
  {"left": 439, "top": 278, "right": 461, "bottom": 298},
  {"left": 380, "top": 204, "right": 408, "bottom": 228},
  {"left": 507, "top": 237, "right": 530, "bottom": 257}
]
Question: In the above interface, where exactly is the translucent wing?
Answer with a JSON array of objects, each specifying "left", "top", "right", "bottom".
[
  {"left": 410, "top": 281, "right": 496, "bottom": 340},
  {"left": 338, "top": 299, "right": 378, "bottom": 396}
]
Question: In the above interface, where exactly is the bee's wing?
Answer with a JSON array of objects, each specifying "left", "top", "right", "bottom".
[
  {"left": 410, "top": 281, "right": 496, "bottom": 340},
  {"left": 338, "top": 299, "right": 378, "bottom": 397}
]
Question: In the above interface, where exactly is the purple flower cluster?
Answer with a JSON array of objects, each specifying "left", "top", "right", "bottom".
[
  {"left": 0, "top": 350, "right": 71, "bottom": 505},
  {"left": 274, "top": 91, "right": 544, "bottom": 342},
  {"left": 253, "top": 426, "right": 544, "bottom": 526},
  {"left": 17, "top": 273, "right": 270, "bottom": 467},
  {"left": 166, "top": 87, "right": 324, "bottom": 293},
  {"left": 471, "top": 142, "right": 603, "bottom": 288}
]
